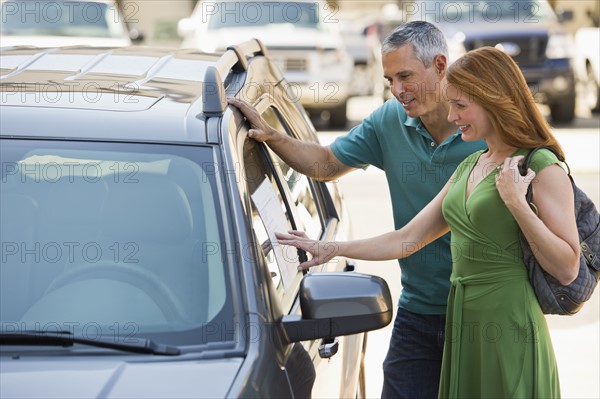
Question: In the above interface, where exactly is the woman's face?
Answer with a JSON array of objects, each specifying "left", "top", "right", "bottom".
[{"left": 446, "top": 84, "right": 494, "bottom": 142}]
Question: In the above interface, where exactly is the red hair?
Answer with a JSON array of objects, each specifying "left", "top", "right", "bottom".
[{"left": 447, "top": 47, "right": 564, "bottom": 159}]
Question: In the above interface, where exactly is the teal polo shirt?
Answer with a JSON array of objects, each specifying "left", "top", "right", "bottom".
[{"left": 331, "top": 99, "right": 486, "bottom": 314}]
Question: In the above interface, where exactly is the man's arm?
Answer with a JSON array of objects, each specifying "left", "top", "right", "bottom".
[{"left": 228, "top": 98, "right": 354, "bottom": 181}]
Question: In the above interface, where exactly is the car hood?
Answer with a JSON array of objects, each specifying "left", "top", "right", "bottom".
[
  {"left": 0, "top": 356, "right": 243, "bottom": 398},
  {"left": 201, "top": 26, "right": 343, "bottom": 51}
]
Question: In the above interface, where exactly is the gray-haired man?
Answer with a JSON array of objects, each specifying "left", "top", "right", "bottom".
[{"left": 229, "top": 21, "right": 486, "bottom": 398}]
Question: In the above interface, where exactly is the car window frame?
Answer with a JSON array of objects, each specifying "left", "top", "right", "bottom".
[{"left": 234, "top": 95, "right": 342, "bottom": 311}]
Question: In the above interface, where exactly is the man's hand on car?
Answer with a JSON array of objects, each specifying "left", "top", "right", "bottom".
[{"left": 228, "top": 98, "right": 278, "bottom": 143}]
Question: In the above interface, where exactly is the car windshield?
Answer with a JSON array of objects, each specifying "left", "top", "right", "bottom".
[
  {"left": 419, "top": 0, "right": 555, "bottom": 22},
  {"left": 207, "top": 1, "right": 321, "bottom": 29},
  {"left": 0, "top": 139, "right": 236, "bottom": 347},
  {"left": 1, "top": 0, "right": 127, "bottom": 38}
]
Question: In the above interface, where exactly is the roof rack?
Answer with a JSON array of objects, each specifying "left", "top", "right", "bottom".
[{"left": 202, "top": 38, "right": 268, "bottom": 117}]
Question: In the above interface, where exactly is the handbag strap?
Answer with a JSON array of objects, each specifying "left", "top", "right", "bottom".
[{"left": 519, "top": 146, "right": 570, "bottom": 205}]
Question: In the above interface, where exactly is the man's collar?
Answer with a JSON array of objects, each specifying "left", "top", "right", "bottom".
[
  {"left": 405, "top": 116, "right": 462, "bottom": 144},
  {"left": 404, "top": 116, "right": 421, "bottom": 129}
]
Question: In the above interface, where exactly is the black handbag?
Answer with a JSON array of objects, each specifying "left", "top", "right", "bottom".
[{"left": 518, "top": 147, "right": 600, "bottom": 315}]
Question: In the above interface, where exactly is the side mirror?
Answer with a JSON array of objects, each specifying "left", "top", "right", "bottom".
[{"left": 281, "top": 273, "right": 393, "bottom": 343}]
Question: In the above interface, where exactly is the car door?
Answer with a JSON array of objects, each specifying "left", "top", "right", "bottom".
[{"left": 237, "top": 97, "right": 364, "bottom": 398}]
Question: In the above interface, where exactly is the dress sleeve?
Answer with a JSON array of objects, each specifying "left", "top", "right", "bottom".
[{"left": 528, "top": 148, "right": 562, "bottom": 174}]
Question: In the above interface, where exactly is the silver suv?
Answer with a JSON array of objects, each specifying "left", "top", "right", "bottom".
[
  {"left": 0, "top": 40, "right": 392, "bottom": 398},
  {"left": 178, "top": 0, "right": 354, "bottom": 128}
]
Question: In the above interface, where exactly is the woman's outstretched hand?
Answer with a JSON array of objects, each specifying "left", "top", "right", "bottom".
[{"left": 275, "top": 230, "right": 340, "bottom": 270}]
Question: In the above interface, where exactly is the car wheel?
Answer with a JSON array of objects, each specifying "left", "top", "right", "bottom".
[
  {"left": 549, "top": 92, "right": 576, "bottom": 124},
  {"left": 328, "top": 101, "right": 348, "bottom": 130},
  {"left": 582, "top": 63, "right": 600, "bottom": 113}
]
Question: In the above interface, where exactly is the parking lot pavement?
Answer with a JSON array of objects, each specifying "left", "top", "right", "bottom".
[
  {"left": 554, "top": 130, "right": 600, "bottom": 173},
  {"left": 547, "top": 302, "right": 600, "bottom": 399}
]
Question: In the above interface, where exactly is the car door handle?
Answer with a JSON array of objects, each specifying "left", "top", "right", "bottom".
[{"left": 318, "top": 337, "right": 339, "bottom": 359}]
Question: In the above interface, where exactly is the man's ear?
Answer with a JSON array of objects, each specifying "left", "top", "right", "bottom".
[{"left": 434, "top": 54, "right": 448, "bottom": 75}]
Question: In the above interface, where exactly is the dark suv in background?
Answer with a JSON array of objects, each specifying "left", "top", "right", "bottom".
[{"left": 408, "top": 0, "right": 576, "bottom": 123}]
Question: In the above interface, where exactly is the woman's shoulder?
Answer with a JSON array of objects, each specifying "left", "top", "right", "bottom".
[
  {"left": 452, "top": 150, "right": 486, "bottom": 179},
  {"left": 461, "top": 149, "right": 487, "bottom": 165}
]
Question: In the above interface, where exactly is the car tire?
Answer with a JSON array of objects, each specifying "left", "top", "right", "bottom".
[
  {"left": 328, "top": 101, "right": 348, "bottom": 130},
  {"left": 549, "top": 92, "right": 576, "bottom": 124},
  {"left": 583, "top": 63, "right": 600, "bottom": 113}
]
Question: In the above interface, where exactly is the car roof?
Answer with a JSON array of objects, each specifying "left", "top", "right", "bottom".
[{"left": 0, "top": 41, "right": 270, "bottom": 144}]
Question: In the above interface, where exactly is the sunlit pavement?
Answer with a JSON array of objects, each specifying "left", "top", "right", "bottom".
[{"left": 317, "top": 97, "right": 599, "bottom": 398}]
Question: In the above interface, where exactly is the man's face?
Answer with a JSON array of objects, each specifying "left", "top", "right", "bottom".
[{"left": 383, "top": 44, "right": 444, "bottom": 118}]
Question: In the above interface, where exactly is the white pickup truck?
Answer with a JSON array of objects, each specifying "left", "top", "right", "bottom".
[{"left": 574, "top": 27, "right": 600, "bottom": 113}]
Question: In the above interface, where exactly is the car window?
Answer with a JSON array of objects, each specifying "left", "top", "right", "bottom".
[
  {"left": 419, "top": 0, "right": 555, "bottom": 22},
  {"left": 0, "top": 139, "right": 235, "bottom": 345},
  {"left": 243, "top": 136, "right": 303, "bottom": 311},
  {"left": 1, "top": 0, "right": 128, "bottom": 38},
  {"left": 242, "top": 106, "right": 328, "bottom": 311},
  {"left": 262, "top": 107, "right": 324, "bottom": 240},
  {"left": 206, "top": 1, "right": 321, "bottom": 29}
]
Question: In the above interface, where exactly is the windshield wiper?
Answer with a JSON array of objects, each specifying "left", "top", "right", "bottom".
[{"left": 0, "top": 331, "right": 180, "bottom": 356}]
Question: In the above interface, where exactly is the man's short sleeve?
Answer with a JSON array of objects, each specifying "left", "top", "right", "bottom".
[{"left": 330, "top": 100, "right": 401, "bottom": 170}]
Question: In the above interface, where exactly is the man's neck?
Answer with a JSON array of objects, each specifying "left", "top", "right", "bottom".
[{"left": 420, "top": 106, "right": 457, "bottom": 144}]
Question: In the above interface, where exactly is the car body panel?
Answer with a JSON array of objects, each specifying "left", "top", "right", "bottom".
[
  {"left": 574, "top": 26, "right": 600, "bottom": 112},
  {"left": 1, "top": 357, "right": 243, "bottom": 399}
]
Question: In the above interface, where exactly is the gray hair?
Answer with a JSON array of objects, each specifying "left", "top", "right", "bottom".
[{"left": 381, "top": 21, "right": 448, "bottom": 68}]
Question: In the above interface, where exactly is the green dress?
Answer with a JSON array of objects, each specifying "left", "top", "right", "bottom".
[{"left": 439, "top": 148, "right": 561, "bottom": 398}]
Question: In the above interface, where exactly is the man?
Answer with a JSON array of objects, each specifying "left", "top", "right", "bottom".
[{"left": 229, "top": 21, "right": 486, "bottom": 399}]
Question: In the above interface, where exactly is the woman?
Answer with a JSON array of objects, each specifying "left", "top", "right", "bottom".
[{"left": 276, "top": 47, "right": 580, "bottom": 398}]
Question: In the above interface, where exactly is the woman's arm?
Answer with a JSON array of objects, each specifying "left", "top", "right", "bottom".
[
  {"left": 496, "top": 156, "right": 580, "bottom": 285},
  {"left": 276, "top": 180, "right": 452, "bottom": 269}
]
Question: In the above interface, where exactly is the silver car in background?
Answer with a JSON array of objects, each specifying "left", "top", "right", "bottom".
[
  {"left": 178, "top": 0, "right": 354, "bottom": 128},
  {"left": 0, "top": 0, "right": 139, "bottom": 47}
]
